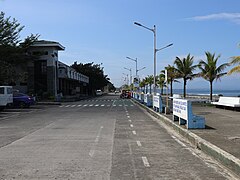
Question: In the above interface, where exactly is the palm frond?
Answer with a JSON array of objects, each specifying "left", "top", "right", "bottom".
[{"left": 228, "top": 65, "right": 240, "bottom": 75}]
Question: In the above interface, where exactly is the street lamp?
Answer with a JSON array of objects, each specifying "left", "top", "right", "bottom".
[
  {"left": 134, "top": 21, "right": 173, "bottom": 94},
  {"left": 134, "top": 21, "right": 156, "bottom": 94},
  {"left": 122, "top": 73, "right": 129, "bottom": 85},
  {"left": 126, "top": 56, "right": 137, "bottom": 77},
  {"left": 124, "top": 67, "right": 132, "bottom": 86},
  {"left": 137, "top": 66, "right": 146, "bottom": 73}
]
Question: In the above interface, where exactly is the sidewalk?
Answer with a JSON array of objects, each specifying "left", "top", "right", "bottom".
[
  {"left": 191, "top": 105, "right": 240, "bottom": 159},
  {"left": 134, "top": 100, "right": 240, "bottom": 177}
]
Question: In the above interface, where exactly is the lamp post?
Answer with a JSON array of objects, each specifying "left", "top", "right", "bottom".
[
  {"left": 122, "top": 73, "right": 129, "bottom": 86},
  {"left": 124, "top": 67, "right": 132, "bottom": 87},
  {"left": 126, "top": 57, "right": 137, "bottom": 77},
  {"left": 134, "top": 21, "right": 173, "bottom": 94}
]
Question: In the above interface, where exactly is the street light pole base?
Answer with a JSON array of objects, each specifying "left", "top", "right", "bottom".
[{"left": 165, "top": 107, "right": 171, "bottom": 115}]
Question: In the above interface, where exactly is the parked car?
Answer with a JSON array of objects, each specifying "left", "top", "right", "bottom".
[
  {"left": 13, "top": 93, "right": 35, "bottom": 108},
  {"left": 96, "top": 90, "right": 103, "bottom": 96},
  {"left": 0, "top": 86, "right": 13, "bottom": 110},
  {"left": 120, "top": 90, "right": 131, "bottom": 99}
]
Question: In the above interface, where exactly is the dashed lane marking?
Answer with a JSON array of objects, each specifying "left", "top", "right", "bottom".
[
  {"left": 132, "top": 131, "right": 136, "bottom": 135},
  {"left": 136, "top": 141, "right": 142, "bottom": 147},
  {"left": 142, "top": 157, "right": 150, "bottom": 167}
]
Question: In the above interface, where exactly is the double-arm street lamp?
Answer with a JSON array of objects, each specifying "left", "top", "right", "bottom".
[
  {"left": 122, "top": 73, "right": 129, "bottom": 85},
  {"left": 124, "top": 67, "right": 132, "bottom": 86},
  {"left": 134, "top": 21, "right": 173, "bottom": 94},
  {"left": 126, "top": 57, "right": 138, "bottom": 77}
]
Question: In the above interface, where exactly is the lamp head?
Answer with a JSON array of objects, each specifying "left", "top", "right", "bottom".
[{"left": 134, "top": 22, "right": 142, "bottom": 26}]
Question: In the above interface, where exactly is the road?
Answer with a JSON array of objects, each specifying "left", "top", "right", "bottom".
[{"left": 0, "top": 94, "right": 236, "bottom": 179}]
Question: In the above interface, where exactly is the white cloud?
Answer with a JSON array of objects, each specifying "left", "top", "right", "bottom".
[{"left": 187, "top": 13, "right": 240, "bottom": 24}]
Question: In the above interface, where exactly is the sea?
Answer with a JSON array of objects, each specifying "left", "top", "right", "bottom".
[{"left": 154, "top": 88, "right": 240, "bottom": 97}]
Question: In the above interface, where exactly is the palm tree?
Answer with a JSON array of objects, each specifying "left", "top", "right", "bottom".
[
  {"left": 164, "top": 65, "right": 179, "bottom": 97},
  {"left": 156, "top": 72, "right": 166, "bottom": 95},
  {"left": 199, "top": 52, "right": 229, "bottom": 101},
  {"left": 139, "top": 79, "right": 146, "bottom": 93},
  {"left": 145, "top": 75, "right": 154, "bottom": 94},
  {"left": 228, "top": 56, "right": 240, "bottom": 74},
  {"left": 174, "top": 54, "right": 198, "bottom": 98}
]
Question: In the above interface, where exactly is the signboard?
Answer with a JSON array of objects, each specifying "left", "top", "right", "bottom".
[
  {"left": 133, "top": 77, "right": 139, "bottom": 88},
  {"left": 153, "top": 95, "right": 160, "bottom": 108},
  {"left": 173, "top": 99, "right": 188, "bottom": 120}
]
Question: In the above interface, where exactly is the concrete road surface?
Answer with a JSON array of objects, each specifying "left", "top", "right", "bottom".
[{"left": 0, "top": 94, "right": 237, "bottom": 179}]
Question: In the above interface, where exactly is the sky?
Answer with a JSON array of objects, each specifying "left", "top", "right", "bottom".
[{"left": 1, "top": 0, "right": 240, "bottom": 90}]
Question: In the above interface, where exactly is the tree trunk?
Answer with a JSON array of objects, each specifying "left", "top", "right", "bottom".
[
  {"left": 170, "top": 79, "right": 173, "bottom": 97},
  {"left": 183, "top": 78, "right": 187, "bottom": 98},
  {"left": 210, "top": 81, "right": 213, "bottom": 101},
  {"left": 149, "top": 84, "right": 152, "bottom": 94},
  {"left": 161, "top": 87, "right": 163, "bottom": 95}
]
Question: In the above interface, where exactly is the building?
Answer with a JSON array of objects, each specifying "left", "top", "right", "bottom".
[{"left": 16, "top": 40, "right": 89, "bottom": 98}]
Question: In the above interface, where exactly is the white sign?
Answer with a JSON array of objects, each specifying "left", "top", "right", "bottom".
[
  {"left": 173, "top": 99, "right": 188, "bottom": 120},
  {"left": 153, "top": 95, "right": 160, "bottom": 108}
]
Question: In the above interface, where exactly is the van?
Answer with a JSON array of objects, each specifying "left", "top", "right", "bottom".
[{"left": 0, "top": 86, "right": 13, "bottom": 110}]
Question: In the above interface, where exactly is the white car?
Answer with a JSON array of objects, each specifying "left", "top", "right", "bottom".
[
  {"left": 0, "top": 86, "right": 13, "bottom": 110},
  {"left": 96, "top": 90, "right": 103, "bottom": 96}
]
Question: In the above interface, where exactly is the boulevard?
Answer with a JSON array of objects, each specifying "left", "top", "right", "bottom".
[{"left": 0, "top": 94, "right": 235, "bottom": 179}]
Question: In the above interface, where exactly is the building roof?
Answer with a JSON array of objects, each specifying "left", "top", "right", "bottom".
[{"left": 30, "top": 40, "right": 65, "bottom": 50}]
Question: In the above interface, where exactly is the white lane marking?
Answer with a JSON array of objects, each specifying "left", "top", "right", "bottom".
[
  {"left": 132, "top": 131, "right": 136, "bottom": 135},
  {"left": 107, "top": 105, "right": 111, "bottom": 107},
  {"left": 130, "top": 124, "right": 133, "bottom": 128},
  {"left": 113, "top": 105, "right": 116, "bottom": 107},
  {"left": 127, "top": 116, "right": 130, "bottom": 118},
  {"left": 142, "top": 157, "right": 150, "bottom": 167},
  {"left": 171, "top": 135, "right": 186, "bottom": 147},
  {"left": 59, "top": 105, "right": 63, "bottom": 107},
  {"left": 89, "top": 126, "right": 103, "bottom": 157},
  {"left": 119, "top": 105, "right": 122, "bottom": 106},
  {"left": 128, "top": 119, "right": 132, "bottom": 122},
  {"left": 130, "top": 105, "right": 134, "bottom": 106},
  {"left": 89, "top": 104, "right": 93, "bottom": 107},
  {"left": 136, "top": 141, "right": 142, "bottom": 147},
  {"left": 101, "top": 104, "right": 105, "bottom": 107},
  {"left": 83, "top": 104, "right": 88, "bottom": 107},
  {"left": 65, "top": 105, "right": 70, "bottom": 107},
  {"left": 77, "top": 104, "right": 82, "bottom": 107},
  {"left": 126, "top": 113, "right": 129, "bottom": 116},
  {"left": 95, "top": 104, "right": 99, "bottom": 107},
  {"left": 71, "top": 105, "right": 76, "bottom": 107}
]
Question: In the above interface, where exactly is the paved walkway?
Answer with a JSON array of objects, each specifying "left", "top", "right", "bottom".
[{"left": 191, "top": 105, "right": 240, "bottom": 159}]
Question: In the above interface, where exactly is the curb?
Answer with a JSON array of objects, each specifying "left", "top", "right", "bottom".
[{"left": 133, "top": 99, "right": 240, "bottom": 177}]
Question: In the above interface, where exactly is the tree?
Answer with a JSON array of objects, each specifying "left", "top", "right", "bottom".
[
  {"left": 174, "top": 54, "right": 198, "bottom": 98},
  {"left": 0, "top": 11, "right": 39, "bottom": 85},
  {"left": 198, "top": 52, "right": 229, "bottom": 101},
  {"left": 228, "top": 56, "right": 240, "bottom": 74},
  {"left": 164, "top": 65, "right": 179, "bottom": 97},
  {"left": 139, "top": 79, "right": 146, "bottom": 93},
  {"left": 71, "top": 62, "right": 110, "bottom": 95},
  {"left": 145, "top": 75, "right": 154, "bottom": 94},
  {"left": 156, "top": 72, "right": 166, "bottom": 95}
]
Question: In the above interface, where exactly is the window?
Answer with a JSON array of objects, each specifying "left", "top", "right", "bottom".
[
  {"left": 7, "top": 88, "right": 12, "bottom": 94},
  {"left": 41, "top": 61, "right": 47, "bottom": 74},
  {"left": 0, "top": 87, "right": 4, "bottom": 94}
]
